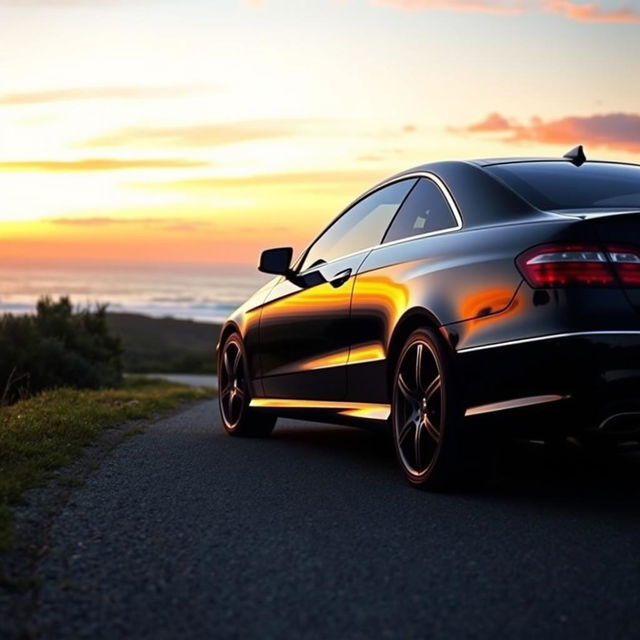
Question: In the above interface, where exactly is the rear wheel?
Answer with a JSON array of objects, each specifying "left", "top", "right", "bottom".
[
  {"left": 218, "top": 334, "right": 276, "bottom": 437},
  {"left": 391, "top": 327, "right": 468, "bottom": 490}
]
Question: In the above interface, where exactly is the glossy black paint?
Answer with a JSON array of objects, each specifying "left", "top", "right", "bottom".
[
  {"left": 258, "top": 247, "right": 293, "bottom": 276},
  {"left": 219, "top": 158, "right": 640, "bottom": 436}
]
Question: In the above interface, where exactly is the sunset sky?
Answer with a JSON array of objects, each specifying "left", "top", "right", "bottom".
[{"left": 1, "top": 0, "right": 639, "bottom": 267}]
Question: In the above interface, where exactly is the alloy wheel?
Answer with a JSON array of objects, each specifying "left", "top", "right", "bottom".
[
  {"left": 219, "top": 339, "right": 247, "bottom": 429},
  {"left": 393, "top": 338, "right": 444, "bottom": 477}
]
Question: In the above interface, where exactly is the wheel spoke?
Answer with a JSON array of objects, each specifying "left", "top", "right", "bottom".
[
  {"left": 414, "top": 423, "right": 423, "bottom": 471},
  {"left": 234, "top": 386, "right": 245, "bottom": 400},
  {"left": 230, "top": 393, "right": 241, "bottom": 421},
  {"left": 221, "top": 385, "right": 232, "bottom": 399},
  {"left": 415, "top": 343, "right": 424, "bottom": 393},
  {"left": 398, "top": 416, "right": 415, "bottom": 446},
  {"left": 424, "top": 416, "right": 440, "bottom": 444},
  {"left": 222, "top": 393, "right": 232, "bottom": 417},
  {"left": 232, "top": 347, "right": 242, "bottom": 375},
  {"left": 223, "top": 350, "right": 232, "bottom": 378},
  {"left": 397, "top": 374, "right": 415, "bottom": 404},
  {"left": 425, "top": 375, "right": 441, "bottom": 403}
]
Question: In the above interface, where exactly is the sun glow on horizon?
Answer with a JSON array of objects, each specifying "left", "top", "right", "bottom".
[{"left": 1, "top": 0, "right": 639, "bottom": 267}]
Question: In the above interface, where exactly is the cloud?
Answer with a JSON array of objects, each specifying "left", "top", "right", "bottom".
[
  {"left": 372, "top": 0, "right": 525, "bottom": 14},
  {"left": 49, "top": 217, "right": 214, "bottom": 231},
  {"left": 543, "top": 0, "right": 640, "bottom": 22},
  {"left": 0, "top": 1, "right": 120, "bottom": 5},
  {"left": 372, "top": 0, "right": 640, "bottom": 22},
  {"left": 50, "top": 217, "right": 164, "bottom": 226},
  {"left": 133, "top": 169, "right": 387, "bottom": 191},
  {"left": 465, "top": 112, "right": 514, "bottom": 132},
  {"left": 81, "top": 119, "right": 311, "bottom": 149},
  {"left": 455, "top": 112, "right": 640, "bottom": 152},
  {"left": 0, "top": 85, "right": 215, "bottom": 106},
  {"left": 0, "top": 158, "right": 208, "bottom": 171}
]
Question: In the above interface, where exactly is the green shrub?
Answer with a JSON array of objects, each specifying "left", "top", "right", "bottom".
[{"left": 0, "top": 297, "right": 122, "bottom": 404}]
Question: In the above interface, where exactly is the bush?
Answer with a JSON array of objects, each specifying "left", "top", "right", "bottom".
[{"left": 0, "top": 297, "right": 123, "bottom": 404}]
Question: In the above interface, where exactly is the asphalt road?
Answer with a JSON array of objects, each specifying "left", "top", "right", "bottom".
[
  {"left": 136, "top": 373, "right": 218, "bottom": 389},
  {"left": 32, "top": 400, "right": 640, "bottom": 639}
]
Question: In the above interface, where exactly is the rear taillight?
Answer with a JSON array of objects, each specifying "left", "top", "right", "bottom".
[
  {"left": 607, "top": 246, "right": 640, "bottom": 286},
  {"left": 517, "top": 244, "right": 640, "bottom": 288}
]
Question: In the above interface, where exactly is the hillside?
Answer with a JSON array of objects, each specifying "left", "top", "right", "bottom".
[{"left": 106, "top": 313, "right": 221, "bottom": 373}]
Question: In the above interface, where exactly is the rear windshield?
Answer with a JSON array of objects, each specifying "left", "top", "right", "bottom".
[{"left": 486, "top": 161, "right": 640, "bottom": 211}]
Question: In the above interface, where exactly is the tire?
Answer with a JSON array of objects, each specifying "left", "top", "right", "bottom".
[
  {"left": 391, "top": 327, "right": 468, "bottom": 490},
  {"left": 218, "top": 333, "right": 276, "bottom": 437}
]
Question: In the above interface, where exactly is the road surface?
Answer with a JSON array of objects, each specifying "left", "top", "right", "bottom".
[
  {"left": 133, "top": 373, "right": 217, "bottom": 389},
  {"left": 29, "top": 400, "right": 640, "bottom": 638}
]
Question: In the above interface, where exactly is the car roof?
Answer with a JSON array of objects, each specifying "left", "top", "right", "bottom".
[
  {"left": 469, "top": 157, "right": 640, "bottom": 168},
  {"left": 368, "top": 156, "right": 640, "bottom": 228},
  {"left": 470, "top": 157, "right": 564, "bottom": 167},
  {"left": 398, "top": 158, "right": 640, "bottom": 172}
]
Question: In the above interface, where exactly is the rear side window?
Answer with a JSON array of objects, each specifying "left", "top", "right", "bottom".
[
  {"left": 383, "top": 178, "right": 458, "bottom": 244},
  {"left": 486, "top": 161, "right": 640, "bottom": 211}
]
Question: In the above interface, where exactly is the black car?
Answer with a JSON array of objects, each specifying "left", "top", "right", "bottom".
[{"left": 217, "top": 148, "right": 640, "bottom": 489}]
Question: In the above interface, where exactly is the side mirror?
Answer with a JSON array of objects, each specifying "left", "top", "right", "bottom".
[{"left": 258, "top": 247, "right": 293, "bottom": 276}]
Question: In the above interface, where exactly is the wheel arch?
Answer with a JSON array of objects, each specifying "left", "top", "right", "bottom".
[
  {"left": 217, "top": 321, "right": 242, "bottom": 354},
  {"left": 386, "top": 308, "right": 452, "bottom": 394}
]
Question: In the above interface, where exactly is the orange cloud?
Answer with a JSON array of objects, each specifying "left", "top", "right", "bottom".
[
  {"left": 543, "top": 0, "right": 640, "bottom": 22},
  {"left": 465, "top": 112, "right": 513, "bottom": 132},
  {"left": 372, "top": 0, "right": 524, "bottom": 13},
  {"left": 455, "top": 112, "right": 640, "bottom": 153},
  {"left": 0, "top": 86, "right": 215, "bottom": 106},
  {"left": 0, "top": 158, "right": 207, "bottom": 171},
  {"left": 373, "top": 0, "right": 640, "bottom": 22},
  {"left": 131, "top": 169, "right": 387, "bottom": 192},
  {"left": 81, "top": 120, "right": 312, "bottom": 149},
  {"left": 49, "top": 217, "right": 212, "bottom": 229}
]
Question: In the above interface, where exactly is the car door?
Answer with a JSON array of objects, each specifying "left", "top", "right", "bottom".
[
  {"left": 348, "top": 175, "right": 463, "bottom": 403},
  {"left": 258, "top": 178, "right": 418, "bottom": 400}
]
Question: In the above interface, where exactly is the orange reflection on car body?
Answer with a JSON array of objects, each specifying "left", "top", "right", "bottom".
[
  {"left": 347, "top": 343, "right": 386, "bottom": 365},
  {"left": 455, "top": 288, "right": 524, "bottom": 349},
  {"left": 459, "top": 287, "right": 515, "bottom": 324},
  {"left": 299, "top": 348, "right": 349, "bottom": 371},
  {"left": 353, "top": 275, "right": 410, "bottom": 317},
  {"left": 250, "top": 397, "right": 390, "bottom": 421},
  {"left": 338, "top": 405, "right": 390, "bottom": 421},
  {"left": 262, "top": 282, "right": 352, "bottom": 322}
]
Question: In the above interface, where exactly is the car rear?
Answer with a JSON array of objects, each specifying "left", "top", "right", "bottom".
[{"left": 461, "top": 160, "right": 640, "bottom": 438}]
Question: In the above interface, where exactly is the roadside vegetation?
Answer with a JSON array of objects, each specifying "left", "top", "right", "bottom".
[
  {"left": 0, "top": 299, "right": 220, "bottom": 405},
  {"left": 0, "top": 377, "right": 210, "bottom": 549},
  {"left": 0, "top": 297, "right": 122, "bottom": 405}
]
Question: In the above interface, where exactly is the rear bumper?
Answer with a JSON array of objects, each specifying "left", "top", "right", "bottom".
[{"left": 458, "top": 331, "right": 640, "bottom": 434}]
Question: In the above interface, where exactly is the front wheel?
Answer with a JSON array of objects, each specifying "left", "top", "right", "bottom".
[
  {"left": 391, "top": 327, "right": 468, "bottom": 490},
  {"left": 218, "top": 334, "right": 276, "bottom": 437}
]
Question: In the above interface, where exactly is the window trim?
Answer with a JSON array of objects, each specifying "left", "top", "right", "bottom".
[
  {"left": 381, "top": 174, "right": 462, "bottom": 245},
  {"left": 295, "top": 171, "right": 464, "bottom": 274}
]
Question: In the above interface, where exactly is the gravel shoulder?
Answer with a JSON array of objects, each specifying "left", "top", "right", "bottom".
[{"left": 6, "top": 400, "right": 640, "bottom": 639}]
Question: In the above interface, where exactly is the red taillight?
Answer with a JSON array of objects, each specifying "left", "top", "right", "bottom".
[
  {"left": 517, "top": 243, "right": 640, "bottom": 288},
  {"left": 607, "top": 246, "right": 640, "bottom": 286}
]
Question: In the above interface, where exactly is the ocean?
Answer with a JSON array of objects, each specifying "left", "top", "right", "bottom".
[{"left": 0, "top": 262, "right": 270, "bottom": 324}]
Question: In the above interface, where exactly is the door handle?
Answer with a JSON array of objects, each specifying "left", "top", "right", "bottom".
[{"left": 329, "top": 268, "right": 352, "bottom": 288}]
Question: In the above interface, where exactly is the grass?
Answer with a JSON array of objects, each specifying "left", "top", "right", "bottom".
[{"left": 0, "top": 377, "right": 210, "bottom": 549}]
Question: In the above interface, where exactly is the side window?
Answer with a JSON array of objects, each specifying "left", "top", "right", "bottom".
[
  {"left": 383, "top": 178, "right": 458, "bottom": 244},
  {"left": 299, "top": 179, "right": 417, "bottom": 271}
]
